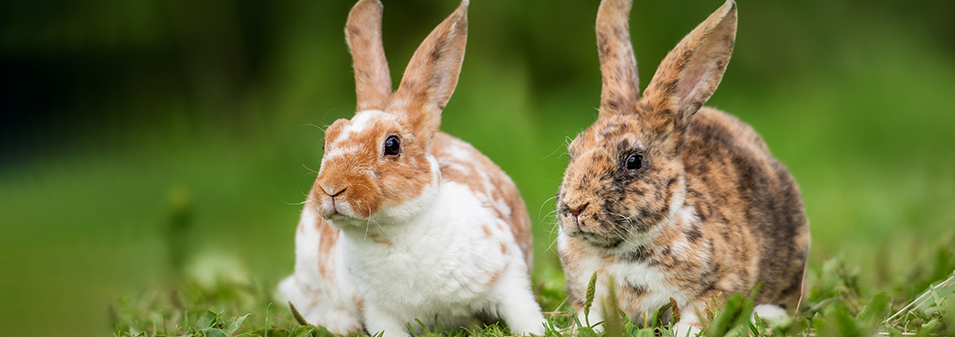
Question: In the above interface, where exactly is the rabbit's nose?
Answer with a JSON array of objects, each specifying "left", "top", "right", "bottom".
[
  {"left": 322, "top": 185, "right": 347, "bottom": 197},
  {"left": 569, "top": 202, "right": 589, "bottom": 219},
  {"left": 567, "top": 202, "right": 590, "bottom": 230}
]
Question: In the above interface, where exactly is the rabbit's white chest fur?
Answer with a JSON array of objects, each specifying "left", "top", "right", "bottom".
[
  {"left": 281, "top": 175, "right": 543, "bottom": 336},
  {"left": 340, "top": 181, "right": 516, "bottom": 321},
  {"left": 558, "top": 203, "right": 707, "bottom": 326},
  {"left": 559, "top": 234, "right": 693, "bottom": 313}
]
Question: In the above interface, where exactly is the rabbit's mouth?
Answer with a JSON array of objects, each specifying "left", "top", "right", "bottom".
[
  {"left": 324, "top": 209, "right": 378, "bottom": 230},
  {"left": 559, "top": 203, "right": 649, "bottom": 248},
  {"left": 560, "top": 216, "right": 627, "bottom": 249},
  {"left": 319, "top": 194, "right": 349, "bottom": 219},
  {"left": 571, "top": 231, "right": 625, "bottom": 249},
  {"left": 317, "top": 196, "right": 370, "bottom": 226},
  {"left": 327, "top": 215, "right": 370, "bottom": 230}
]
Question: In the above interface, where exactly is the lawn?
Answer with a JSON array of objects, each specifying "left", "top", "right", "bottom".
[{"left": 105, "top": 255, "right": 955, "bottom": 337}]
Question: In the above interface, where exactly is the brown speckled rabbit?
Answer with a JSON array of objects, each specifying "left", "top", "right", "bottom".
[{"left": 555, "top": 0, "right": 810, "bottom": 335}]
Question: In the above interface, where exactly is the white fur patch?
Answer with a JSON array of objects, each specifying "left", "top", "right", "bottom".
[
  {"left": 322, "top": 110, "right": 400, "bottom": 163},
  {"left": 436, "top": 139, "right": 514, "bottom": 222},
  {"left": 446, "top": 143, "right": 476, "bottom": 162},
  {"left": 338, "top": 181, "right": 543, "bottom": 335},
  {"left": 322, "top": 145, "right": 362, "bottom": 161},
  {"left": 673, "top": 310, "right": 703, "bottom": 337},
  {"left": 620, "top": 262, "right": 686, "bottom": 307},
  {"left": 334, "top": 110, "right": 392, "bottom": 143},
  {"left": 753, "top": 304, "right": 788, "bottom": 320},
  {"left": 280, "top": 206, "right": 363, "bottom": 335}
]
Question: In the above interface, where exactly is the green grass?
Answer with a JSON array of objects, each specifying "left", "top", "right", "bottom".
[{"left": 109, "top": 250, "right": 955, "bottom": 337}]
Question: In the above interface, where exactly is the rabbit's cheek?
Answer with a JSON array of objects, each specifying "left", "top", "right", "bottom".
[
  {"left": 333, "top": 199, "right": 357, "bottom": 218},
  {"left": 379, "top": 153, "right": 434, "bottom": 208},
  {"left": 558, "top": 216, "right": 583, "bottom": 240},
  {"left": 342, "top": 179, "right": 383, "bottom": 218}
]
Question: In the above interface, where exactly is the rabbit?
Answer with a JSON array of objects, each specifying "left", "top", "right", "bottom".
[
  {"left": 277, "top": 0, "right": 546, "bottom": 336},
  {"left": 554, "top": 0, "right": 810, "bottom": 335}
]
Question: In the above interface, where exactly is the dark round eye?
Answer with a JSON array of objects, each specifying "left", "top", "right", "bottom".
[
  {"left": 626, "top": 154, "right": 643, "bottom": 170},
  {"left": 383, "top": 135, "right": 401, "bottom": 156}
]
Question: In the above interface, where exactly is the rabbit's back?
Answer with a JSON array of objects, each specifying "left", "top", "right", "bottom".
[
  {"left": 682, "top": 107, "right": 809, "bottom": 307},
  {"left": 431, "top": 132, "right": 534, "bottom": 268}
]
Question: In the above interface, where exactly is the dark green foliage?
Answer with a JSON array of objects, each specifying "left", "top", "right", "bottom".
[
  {"left": 942, "top": 296, "right": 955, "bottom": 336},
  {"left": 289, "top": 302, "right": 309, "bottom": 327},
  {"left": 856, "top": 292, "right": 890, "bottom": 331},
  {"left": 705, "top": 294, "right": 747, "bottom": 337},
  {"left": 584, "top": 272, "right": 598, "bottom": 327},
  {"left": 598, "top": 278, "right": 625, "bottom": 337}
]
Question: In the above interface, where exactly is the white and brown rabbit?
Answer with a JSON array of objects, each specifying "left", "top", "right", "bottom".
[
  {"left": 555, "top": 0, "right": 810, "bottom": 335},
  {"left": 278, "top": 0, "right": 546, "bottom": 336}
]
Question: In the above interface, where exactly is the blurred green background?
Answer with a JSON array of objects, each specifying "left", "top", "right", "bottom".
[{"left": 1, "top": 0, "right": 953, "bottom": 336}]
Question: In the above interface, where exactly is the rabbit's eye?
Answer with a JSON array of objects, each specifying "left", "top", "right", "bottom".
[
  {"left": 384, "top": 135, "right": 401, "bottom": 157},
  {"left": 627, "top": 154, "right": 643, "bottom": 170}
]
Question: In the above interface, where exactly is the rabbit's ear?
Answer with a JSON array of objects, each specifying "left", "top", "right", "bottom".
[
  {"left": 596, "top": 0, "right": 640, "bottom": 118},
  {"left": 346, "top": 0, "right": 392, "bottom": 111},
  {"left": 390, "top": 0, "right": 468, "bottom": 145},
  {"left": 641, "top": 0, "right": 736, "bottom": 132}
]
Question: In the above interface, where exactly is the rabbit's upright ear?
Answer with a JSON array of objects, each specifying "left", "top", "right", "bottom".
[
  {"left": 391, "top": 0, "right": 469, "bottom": 146},
  {"left": 347, "top": 0, "right": 392, "bottom": 111},
  {"left": 641, "top": 0, "right": 737, "bottom": 133},
  {"left": 596, "top": 0, "right": 640, "bottom": 118}
]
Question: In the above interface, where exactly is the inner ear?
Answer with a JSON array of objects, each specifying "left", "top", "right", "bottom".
[
  {"left": 389, "top": 1, "right": 469, "bottom": 148},
  {"left": 640, "top": 0, "right": 737, "bottom": 128}
]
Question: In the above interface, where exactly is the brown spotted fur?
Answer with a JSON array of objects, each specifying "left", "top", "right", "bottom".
[
  {"left": 557, "top": 0, "right": 810, "bottom": 327},
  {"left": 431, "top": 132, "right": 534, "bottom": 266}
]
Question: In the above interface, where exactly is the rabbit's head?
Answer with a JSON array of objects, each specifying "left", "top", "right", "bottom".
[
  {"left": 314, "top": 0, "right": 468, "bottom": 227},
  {"left": 557, "top": 0, "right": 737, "bottom": 248}
]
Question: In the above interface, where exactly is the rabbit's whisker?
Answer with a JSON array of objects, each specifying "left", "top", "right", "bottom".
[{"left": 538, "top": 195, "right": 558, "bottom": 222}]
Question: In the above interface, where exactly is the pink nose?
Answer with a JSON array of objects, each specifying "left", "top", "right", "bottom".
[
  {"left": 569, "top": 203, "right": 588, "bottom": 220},
  {"left": 565, "top": 202, "right": 589, "bottom": 230},
  {"left": 322, "top": 185, "right": 346, "bottom": 197}
]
